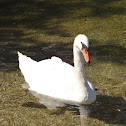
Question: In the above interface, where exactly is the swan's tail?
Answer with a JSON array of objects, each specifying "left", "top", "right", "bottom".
[
  {"left": 18, "top": 51, "right": 29, "bottom": 65},
  {"left": 18, "top": 51, "right": 32, "bottom": 70},
  {"left": 18, "top": 51, "right": 36, "bottom": 83},
  {"left": 18, "top": 51, "right": 25, "bottom": 70},
  {"left": 18, "top": 51, "right": 36, "bottom": 67},
  {"left": 17, "top": 51, "right": 22, "bottom": 57}
]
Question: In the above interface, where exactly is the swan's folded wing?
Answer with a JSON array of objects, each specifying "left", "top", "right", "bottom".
[{"left": 18, "top": 52, "right": 76, "bottom": 99}]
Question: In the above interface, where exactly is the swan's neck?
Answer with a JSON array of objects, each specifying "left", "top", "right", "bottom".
[{"left": 74, "top": 46, "right": 88, "bottom": 88}]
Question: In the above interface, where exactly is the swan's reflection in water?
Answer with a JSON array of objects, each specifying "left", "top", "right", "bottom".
[
  {"left": 22, "top": 83, "right": 93, "bottom": 126},
  {"left": 78, "top": 105, "right": 90, "bottom": 126},
  {"left": 32, "top": 91, "right": 91, "bottom": 126}
]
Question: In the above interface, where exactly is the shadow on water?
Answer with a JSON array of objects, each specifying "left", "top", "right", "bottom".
[
  {"left": 22, "top": 94, "right": 126, "bottom": 125},
  {"left": 0, "top": 42, "right": 125, "bottom": 73},
  {"left": 90, "top": 40, "right": 126, "bottom": 65},
  {"left": 0, "top": 41, "right": 74, "bottom": 71},
  {"left": 89, "top": 95, "right": 126, "bottom": 125},
  {"left": 0, "top": 0, "right": 126, "bottom": 32},
  {"left": 0, "top": 0, "right": 125, "bottom": 72},
  {"left": 0, "top": 0, "right": 125, "bottom": 36},
  {"left": 0, "top": 38, "right": 125, "bottom": 72}
]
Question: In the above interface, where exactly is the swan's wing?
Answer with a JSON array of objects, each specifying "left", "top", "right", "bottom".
[
  {"left": 18, "top": 52, "right": 76, "bottom": 98},
  {"left": 35, "top": 56, "right": 76, "bottom": 94}
]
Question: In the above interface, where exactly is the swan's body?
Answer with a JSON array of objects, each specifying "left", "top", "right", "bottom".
[{"left": 18, "top": 34, "right": 96, "bottom": 104}]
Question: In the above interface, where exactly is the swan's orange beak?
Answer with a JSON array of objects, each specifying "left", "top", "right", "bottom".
[{"left": 82, "top": 48, "right": 90, "bottom": 63}]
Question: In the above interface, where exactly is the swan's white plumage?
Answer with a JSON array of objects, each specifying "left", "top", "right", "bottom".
[{"left": 18, "top": 34, "right": 96, "bottom": 104}]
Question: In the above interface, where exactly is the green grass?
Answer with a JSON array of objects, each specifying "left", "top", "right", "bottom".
[{"left": 0, "top": 0, "right": 126, "bottom": 125}]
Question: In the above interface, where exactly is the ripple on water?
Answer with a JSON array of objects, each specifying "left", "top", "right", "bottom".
[
  {"left": 41, "top": 44, "right": 57, "bottom": 52},
  {"left": 0, "top": 33, "right": 14, "bottom": 39},
  {"left": 0, "top": 63, "right": 18, "bottom": 71}
]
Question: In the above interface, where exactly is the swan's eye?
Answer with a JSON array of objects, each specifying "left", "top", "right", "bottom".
[{"left": 81, "top": 42, "right": 88, "bottom": 50}]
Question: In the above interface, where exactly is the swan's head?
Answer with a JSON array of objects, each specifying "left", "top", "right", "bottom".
[{"left": 74, "top": 34, "right": 90, "bottom": 63}]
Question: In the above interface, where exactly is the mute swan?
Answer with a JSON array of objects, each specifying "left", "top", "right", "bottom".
[{"left": 18, "top": 34, "right": 96, "bottom": 104}]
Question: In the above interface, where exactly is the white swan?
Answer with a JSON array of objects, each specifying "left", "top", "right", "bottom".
[{"left": 18, "top": 34, "right": 96, "bottom": 104}]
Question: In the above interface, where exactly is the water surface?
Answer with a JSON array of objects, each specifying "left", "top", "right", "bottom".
[{"left": 0, "top": 0, "right": 126, "bottom": 125}]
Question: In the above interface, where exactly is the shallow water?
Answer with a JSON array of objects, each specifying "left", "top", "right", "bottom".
[{"left": 0, "top": 0, "right": 126, "bottom": 126}]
